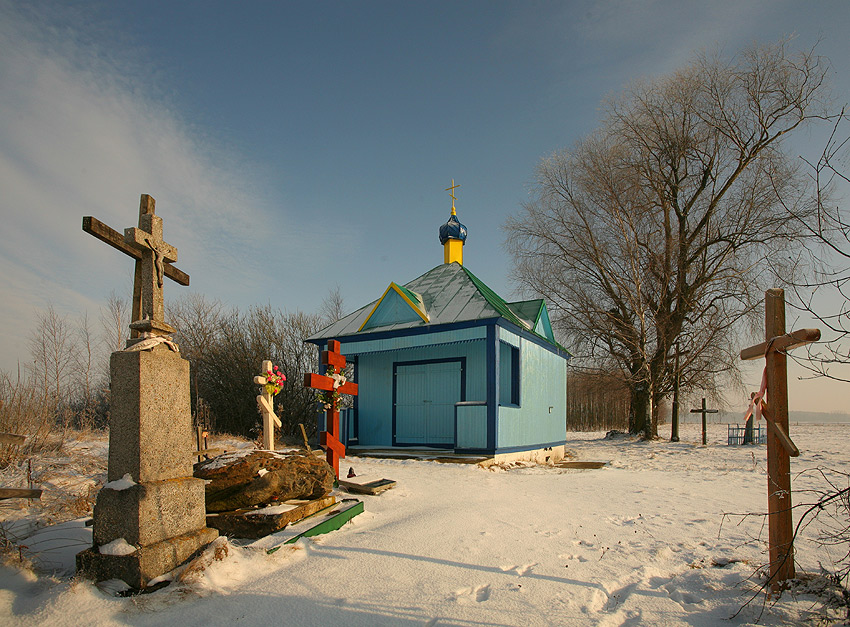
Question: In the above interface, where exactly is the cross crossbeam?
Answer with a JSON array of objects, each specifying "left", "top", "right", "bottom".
[
  {"left": 82, "top": 194, "right": 188, "bottom": 342},
  {"left": 690, "top": 397, "right": 717, "bottom": 445},
  {"left": 82, "top": 216, "right": 190, "bottom": 286}
]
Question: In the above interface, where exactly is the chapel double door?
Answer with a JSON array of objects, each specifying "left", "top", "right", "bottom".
[{"left": 394, "top": 361, "right": 461, "bottom": 447}]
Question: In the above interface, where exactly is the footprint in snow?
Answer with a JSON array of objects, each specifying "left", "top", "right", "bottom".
[
  {"left": 452, "top": 584, "right": 491, "bottom": 603},
  {"left": 515, "top": 563, "right": 536, "bottom": 576}
]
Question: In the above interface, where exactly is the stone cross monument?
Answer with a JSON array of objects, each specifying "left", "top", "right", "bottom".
[{"left": 77, "top": 194, "right": 217, "bottom": 589}]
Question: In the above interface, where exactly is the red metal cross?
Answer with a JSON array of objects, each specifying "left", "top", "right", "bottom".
[{"left": 303, "top": 340, "right": 358, "bottom": 478}]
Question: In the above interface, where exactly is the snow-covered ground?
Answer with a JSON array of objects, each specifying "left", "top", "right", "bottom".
[{"left": 2, "top": 423, "right": 849, "bottom": 626}]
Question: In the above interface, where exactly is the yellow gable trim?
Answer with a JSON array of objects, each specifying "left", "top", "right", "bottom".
[
  {"left": 357, "top": 282, "right": 429, "bottom": 332},
  {"left": 392, "top": 283, "right": 430, "bottom": 323}
]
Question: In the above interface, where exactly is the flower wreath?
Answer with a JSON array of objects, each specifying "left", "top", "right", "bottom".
[{"left": 317, "top": 366, "right": 347, "bottom": 410}]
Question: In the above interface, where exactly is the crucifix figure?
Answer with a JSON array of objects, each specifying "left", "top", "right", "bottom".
[
  {"left": 303, "top": 340, "right": 358, "bottom": 478},
  {"left": 83, "top": 194, "right": 188, "bottom": 343},
  {"left": 740, "top": 288, "right": 820, "bottom": 590}
]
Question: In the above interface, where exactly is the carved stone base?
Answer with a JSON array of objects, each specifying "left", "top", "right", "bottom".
[
  {"left": 93, "top": 477, "right": 208, "bottom": 547},
  {"left": 76, "top": 526, "right": 219, "bottom": 590}
]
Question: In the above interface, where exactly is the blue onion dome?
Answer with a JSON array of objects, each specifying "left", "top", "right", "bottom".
[{"left": 439, "top": 213, "right": 468, "bottom": 245}]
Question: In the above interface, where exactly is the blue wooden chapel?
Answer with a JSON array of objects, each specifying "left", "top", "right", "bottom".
[{"left": 306, "top": 187, "right": 571, "bottom": 461}]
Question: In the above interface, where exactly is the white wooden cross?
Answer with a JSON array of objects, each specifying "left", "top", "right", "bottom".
[{"left": 254, "top": 360, "right": 282, "bottom": 450}]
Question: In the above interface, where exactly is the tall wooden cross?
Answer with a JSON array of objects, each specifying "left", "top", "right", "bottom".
[
  {"left": 303, "top": 340, "right": 358, "bottom": 478},
  {"left": 83, "top": 194, "right": 188, "bottom": 342},
  {"left": 740, "top": 288, "right": 820, "bottom": 589}
]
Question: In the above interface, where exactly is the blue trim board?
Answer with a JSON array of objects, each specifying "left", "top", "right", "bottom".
[
  {"left": 350, "top": 356, "right": 359, "bottom": 445},
  {"left": 494, "top": 318, "right": 571, "bottom": 359},
  {"left": 391, "top": 357, "right": 467, "bottom": 447},
  {"left": 494, "top": 440, "right": 566, "bottom": 455},
  {"left": 307, "top": 316, "right": 570, "bottom": 359},
  {"left": 486, "top": 324, "right": 497, "bottom": 451},
  {"left": 511, "top": 343, "right": 520, "bottom": 405},
  {"left": 307, "top": 319, "right": 490, "bottom": 347}
]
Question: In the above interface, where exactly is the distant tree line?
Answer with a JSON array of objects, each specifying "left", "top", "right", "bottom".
[
  {"left": 1, "top": 290, "right": 341, "bottom": 451},
  {"left": 168, "top": 294, "right": 333, "bottom": 439},
  {"left": 566, "top": 369, "right": 630, "bottom": 432}
]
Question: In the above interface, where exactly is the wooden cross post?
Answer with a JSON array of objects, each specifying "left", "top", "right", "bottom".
[
  {"left": 303, "top": 340, "right": 358, "bottom": 478},
  {"left": 82, "top": 194, "right": 189, "bottom": 342},
  {"left": 690, "top": 398, "right": 717, "bottom": 445},
  {"left": 740, "top": 288, "right": 820, "bottom": 589},
  {"left": 254, "top": 360, "right": 283, "bottom": 451}
]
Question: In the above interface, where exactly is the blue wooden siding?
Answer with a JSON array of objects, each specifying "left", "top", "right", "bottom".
[
  {"left": 496, "top": 326, "right": 566, "bottom": 450},
  {"left": 350, "top": 340, "right": 487, "bottom": 447},
  {"left": 456, "top": 402, "right": 488, "bottom": 449}
]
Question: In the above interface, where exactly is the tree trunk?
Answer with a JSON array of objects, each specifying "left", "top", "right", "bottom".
[
  {"left": 650, "top": 390, "right": 664, "bottom": 439},
  {"left": 629, "top": 387, "right": 650, "bottom": 437}
]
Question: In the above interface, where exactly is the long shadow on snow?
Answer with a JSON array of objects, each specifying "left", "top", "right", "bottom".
[{"left": 312, "top": 544, "right": 607, "bottom": 591}]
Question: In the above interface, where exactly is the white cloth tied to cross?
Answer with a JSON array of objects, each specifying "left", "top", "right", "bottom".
[
  {"left": 331, "top": 373, "right": 347, "bottom": 389},
  {"left": 122, "top": 334, "right": 179, "bottom": 353}
]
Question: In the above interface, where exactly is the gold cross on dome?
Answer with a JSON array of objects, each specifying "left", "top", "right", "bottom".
[{"left": 445, "top": 179, "right": 460, "bottom": 215}]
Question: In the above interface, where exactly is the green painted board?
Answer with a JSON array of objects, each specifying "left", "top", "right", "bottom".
[{"left": 266, "top": 500, "right": 364, "bottom": 553}]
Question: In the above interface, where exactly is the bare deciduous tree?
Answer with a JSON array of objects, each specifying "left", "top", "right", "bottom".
[
  {"left": 27, "top": 304, "right": 77, "bottom": 407},
  {"left": 506, "top": 40, "right": 830, "bottom": 437},
  {"left": 779, "top": 108, "right": 850, "bottom": 381},
  {"left": 171, "top": 299, "right": 325, "bottom": 438},
  {"left": 319, "top": 285, "right": 346, "bottom": 327},
  {"left": 99, "top": 290, "right": 129, "bottom": 353},
  {"left": 74, "top": 311, "right": 98, "bottom": 415}
]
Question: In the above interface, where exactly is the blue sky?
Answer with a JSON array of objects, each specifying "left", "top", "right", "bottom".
[{"left": 2, "top": 0, "right": 850, "bottom": 411}]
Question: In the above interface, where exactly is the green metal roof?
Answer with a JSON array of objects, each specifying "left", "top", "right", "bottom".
[
  {"left": 461, "top": 267, "right": 530, "bottom": 332},
  {"left": 307, "top": 262, "right": 568, "bottom": 353}
]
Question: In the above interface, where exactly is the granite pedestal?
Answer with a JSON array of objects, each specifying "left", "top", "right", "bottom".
[{"left": 77, "top": 344, "right": 217, "bottom": 588}]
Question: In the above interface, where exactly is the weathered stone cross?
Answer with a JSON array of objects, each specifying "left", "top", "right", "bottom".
[
  {"left": 304, "top": 340, "right": 358, "bottom": 478},
  {"left": 83, "top": 194, "right": 188, "bottom": 341},
  {"left": 740, "top": 288, "right": 820, "bottom": 590}
]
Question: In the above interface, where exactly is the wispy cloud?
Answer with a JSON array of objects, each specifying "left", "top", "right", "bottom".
[{"left": 0, "top": 3, "right": 287, "bottom": 370}]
